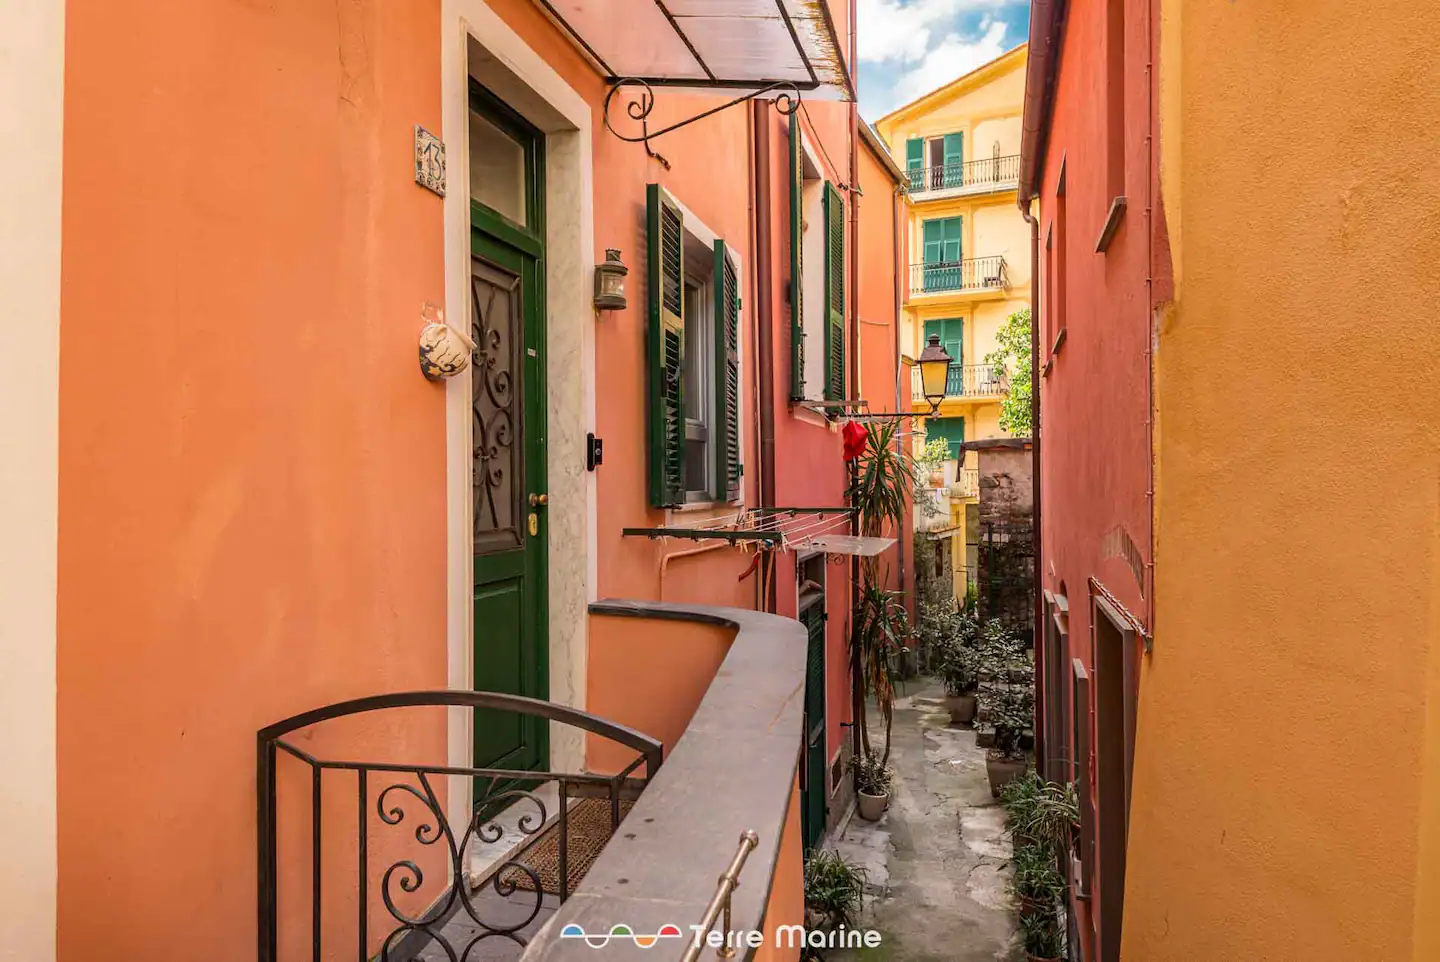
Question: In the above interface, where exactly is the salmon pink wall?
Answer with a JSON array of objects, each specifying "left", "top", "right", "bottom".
[
  {"left": 56, "top": 2, "right": 446, "bottom": 959},
  {"left": 856, "top": 139, "right": 907, "bottom": 603},
  {"left": 1034, "top": 0, "right": 1157, "bottom": 953}
]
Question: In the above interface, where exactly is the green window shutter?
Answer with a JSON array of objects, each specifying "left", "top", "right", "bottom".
[
  {"left": 923, "top": 319, "right": 963, "bottom": 394},
  {"left": 942, "top": 132, "right": 964, "bottom": 187},
  {"left": 646, "top": 184, "right": 686, "bottom": 507},
  {"left": 713, "top": 240, "right": 741, "bottom": 501},
  {"left": 905, "top": 136, "right": 924, "bottom": 189},
  {"left": 823, "top": 181, "right": 845, "bottom": 402},
  {"left": 789, "top": 112, "right": 805, "bottom": 401},
  {"left": 943, "top": 216, "right": 963, "bottom": 263},
  {"left": 923, "top": 219, "right": 945, "bottom": 265},
  {"left": 927, "top": 416, "right": 966, "bottom": 460}
]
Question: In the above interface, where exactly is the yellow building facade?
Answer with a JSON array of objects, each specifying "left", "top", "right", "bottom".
[{"left": 874, "top": 44, "right": 1030, "bottom": 595}]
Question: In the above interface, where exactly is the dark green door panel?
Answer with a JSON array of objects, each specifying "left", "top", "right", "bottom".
[
  {"left": 800, "top": 600, "right": 827, "bottom": 850},
  {"left": 469, "top": 83, "right": 548, "bottom": 776}
]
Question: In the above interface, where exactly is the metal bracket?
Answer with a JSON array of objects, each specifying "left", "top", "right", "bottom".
[{"left": 603, "top": 78, "right": 802, "bottom": 167}]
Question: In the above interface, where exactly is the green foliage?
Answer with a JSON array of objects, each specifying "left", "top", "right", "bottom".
[
  {"left": 973, "top": 618, "right": 1033, "bottom": 760},
  {"left": 1001, "top": 772, "right": 1080, "bottom": 857},
  {"left": 851, "top": 582, "right": 912, "bottom": 749},
  {"left": 1003, "top": 774, "right": 1077, "bottom": 958},
  {"left": 990, "top": 685, "right": 1034, "bottom": 759},
  {"left": 803, "top": 849, "right": 867, "bottom": 931},
  {"left": 850, "top": 749, "right": 894, "bottom": 796},
  {"left": 1019, "top": 903, "right": 1065, "bottom": 959},
  {"left": 984, "top": 306, "right": 1033, "bottom": 437},
  {"left": 928, "top": 606, "right": 982, "bottom": 696},
  {"left": 915, "top": 437, "right": 950, "bottom": 475},
  {"left": 849, "top": 419, "right": 913, "bottom": 539},
  {"left": 849, "top": 419, "right": 917, "bottom": 761}
]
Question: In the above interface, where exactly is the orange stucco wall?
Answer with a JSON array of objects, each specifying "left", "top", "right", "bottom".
[
  {"left": 56, "top": 2, "right": 445, "bottom": 959},
  {"left": 753, "top": 779, "right": 804, "bottom": 962},
  {"left": 1119, "top": 2, "right": 1440, "bottom": 960},
  {"left": 584, "top": 614, "right": 734, "bottom": 772}
]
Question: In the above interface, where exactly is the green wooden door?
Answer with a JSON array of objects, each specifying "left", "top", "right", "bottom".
[
  {"left": 800, "top": 599, "right": 827, "bottom": 850},
  {"left": 469, "top": 85, "right": 548, "bottom": 775}
]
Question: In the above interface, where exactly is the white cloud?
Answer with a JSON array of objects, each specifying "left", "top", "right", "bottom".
[
  {"left": 856, "top": 0, "right": 1010, "bottom": 64},
  {"left": 889, "top": 18, "right": 1011, "bottom": 105}
]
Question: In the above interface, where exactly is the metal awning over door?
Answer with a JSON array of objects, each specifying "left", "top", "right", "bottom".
[{"left": 533, "top": 0, "right": 853, "bottom": 98}]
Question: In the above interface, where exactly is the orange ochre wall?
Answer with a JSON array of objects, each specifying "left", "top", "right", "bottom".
[
  {"left": 56, "top": 1, "right": 446, "bottom": 960},
  {"left": 1123, "top": 1, "right": 1440, "bottom": 960}
]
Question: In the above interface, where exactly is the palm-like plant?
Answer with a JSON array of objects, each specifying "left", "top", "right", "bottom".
[{"left": 847, "top": 420, "right": 917, "bottom": 763}]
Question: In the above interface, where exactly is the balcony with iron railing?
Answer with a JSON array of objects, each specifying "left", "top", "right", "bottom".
[
  {"left": 258, "top": 600, "right": 806, "bottom": 961},
  {"left": 912, "top": 363, "right": 1010, "bottom": 401},
  {"left": 909, "top": 256, "right": 1008, "bottom": 297},
  {"left": 905, "top": 154, "right": 1020, "bottom": 197}
]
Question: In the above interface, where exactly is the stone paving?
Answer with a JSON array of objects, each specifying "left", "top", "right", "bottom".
[{"left": 827, "top": 678, "right": 1021, "bottom": 962}]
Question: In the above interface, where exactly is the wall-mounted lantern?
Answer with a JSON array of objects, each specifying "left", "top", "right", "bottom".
[
  {"left": 917, "top": 333, "right": 955, "bottom": 416},
  {"left": 594, "top": 248, "right": 629, "bottom": 311}
]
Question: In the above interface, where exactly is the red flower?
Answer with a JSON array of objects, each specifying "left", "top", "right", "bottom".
[{"left": 842, "top": 420, "right": 868, "bottom": 461}]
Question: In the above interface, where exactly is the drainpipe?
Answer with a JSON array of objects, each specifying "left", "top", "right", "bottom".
[
  {"left": 848, "top": 0, "right": 863, "bottom": 748},
  {"left": 752, "top": 99, "right": 777, "bottom": 613},
  {"left": 893, "top": 182, "right": 907, "bottom": 612},
  {"left": 1021, "top": 201, "right": 1043, "bottom": 776}
]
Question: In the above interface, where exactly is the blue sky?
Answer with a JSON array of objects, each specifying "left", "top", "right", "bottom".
[{"left": 855, "top": 0, "right": 1031, "bottom": 120}]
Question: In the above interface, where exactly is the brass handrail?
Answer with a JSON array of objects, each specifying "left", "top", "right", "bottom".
[{"left": 680, "top": 830, "right": 760, "bottom": 961}]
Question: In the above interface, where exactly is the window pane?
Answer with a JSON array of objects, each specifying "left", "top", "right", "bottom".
[{"left": 469, "top": 109, "right": 527, "bottom": 227}]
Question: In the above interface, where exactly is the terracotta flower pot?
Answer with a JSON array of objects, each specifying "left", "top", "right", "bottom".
[
  {"left": 857, "top": 790, "right": 888, "bottom": 821},
  {"left": 985, "top": 754, "right": 1026, "bottom": 798},
  {"left": 1027, "top": 955, "right": 1063, "bottom": 962},
  {"left": 976, "top": 727, "right": 996, "bottom": 748},
  {"left": 944, "top": 693, "right": 978, "bottom": 726}
]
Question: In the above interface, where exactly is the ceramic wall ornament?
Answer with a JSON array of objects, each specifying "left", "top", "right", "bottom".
[{"left": 418, "top": 304, "right": 474, "bottom": 380}]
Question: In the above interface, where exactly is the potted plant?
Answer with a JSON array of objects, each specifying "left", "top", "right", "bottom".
[
  {"left": 986, "top": 685, "right": 1032, "bottom": 797},
  {"left": 802, "top": 850, "right": 867, "bottom": 961},
  {"left": 851, "top": 749, "right": 894, "bottom": 821},
  {"left": 1001, "top": 773, "right": 1080, "bottom": 960},
  {"left": 916, "top": 436, "right": 949, "bottom": 488},
  {"left": 940, "top": 642, "right": 980, "bottom": 725},
  {"left": 1019, "top": 904, "right": 1065, "bottom": 962},
  {"left": 1002, "top": 773, "right": 1080, "bottom": 860}
]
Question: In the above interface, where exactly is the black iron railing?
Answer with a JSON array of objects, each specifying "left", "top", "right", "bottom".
[
  {"left": 257, "top": 690, "right": 663, "bottom": 962},
  {"left": 910, "top": 256, "right": 1008, "bottom": 295},
  {"left": 906, "top": 154, "right": 1020, "bottom": 194}
]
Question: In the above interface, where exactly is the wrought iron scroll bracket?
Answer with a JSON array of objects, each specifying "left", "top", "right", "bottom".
[{"left": 603, "top": 79, "right": 802, "bottom": 168}]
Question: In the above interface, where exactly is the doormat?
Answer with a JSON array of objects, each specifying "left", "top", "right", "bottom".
[{"left": 498, "top": 797, "right": 634, "bottom": 897}]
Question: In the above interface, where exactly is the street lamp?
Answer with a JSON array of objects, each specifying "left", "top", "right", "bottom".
[{"left": 917, "top": 333, "right": 954, "bottom": 416}]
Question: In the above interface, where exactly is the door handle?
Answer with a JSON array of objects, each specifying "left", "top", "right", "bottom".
[{"left": 528, "top": 493, "right": 549, "bottom": 507}]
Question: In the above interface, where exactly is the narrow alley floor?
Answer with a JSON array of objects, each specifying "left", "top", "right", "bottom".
[{"left": 828, "top": 678, "right": 1020, "bottom": 962}]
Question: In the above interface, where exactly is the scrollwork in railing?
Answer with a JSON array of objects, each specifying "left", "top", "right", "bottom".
[
  {"left": 257, "top": 690, "right": 663, "bottom": 962},
  {"left": 375, "top": 772, "right": 553, "bottom": 960}
]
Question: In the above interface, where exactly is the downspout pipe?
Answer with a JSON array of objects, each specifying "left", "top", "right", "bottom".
[
  {"left": 753, "top": 99, "right": 777, "bottom": 613},
  {"left": 1021, "top": 201, "right": 1043, "bottom": 777},
  {"left": 893, "top": 181, "right": 907, "bottom": 613}
]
